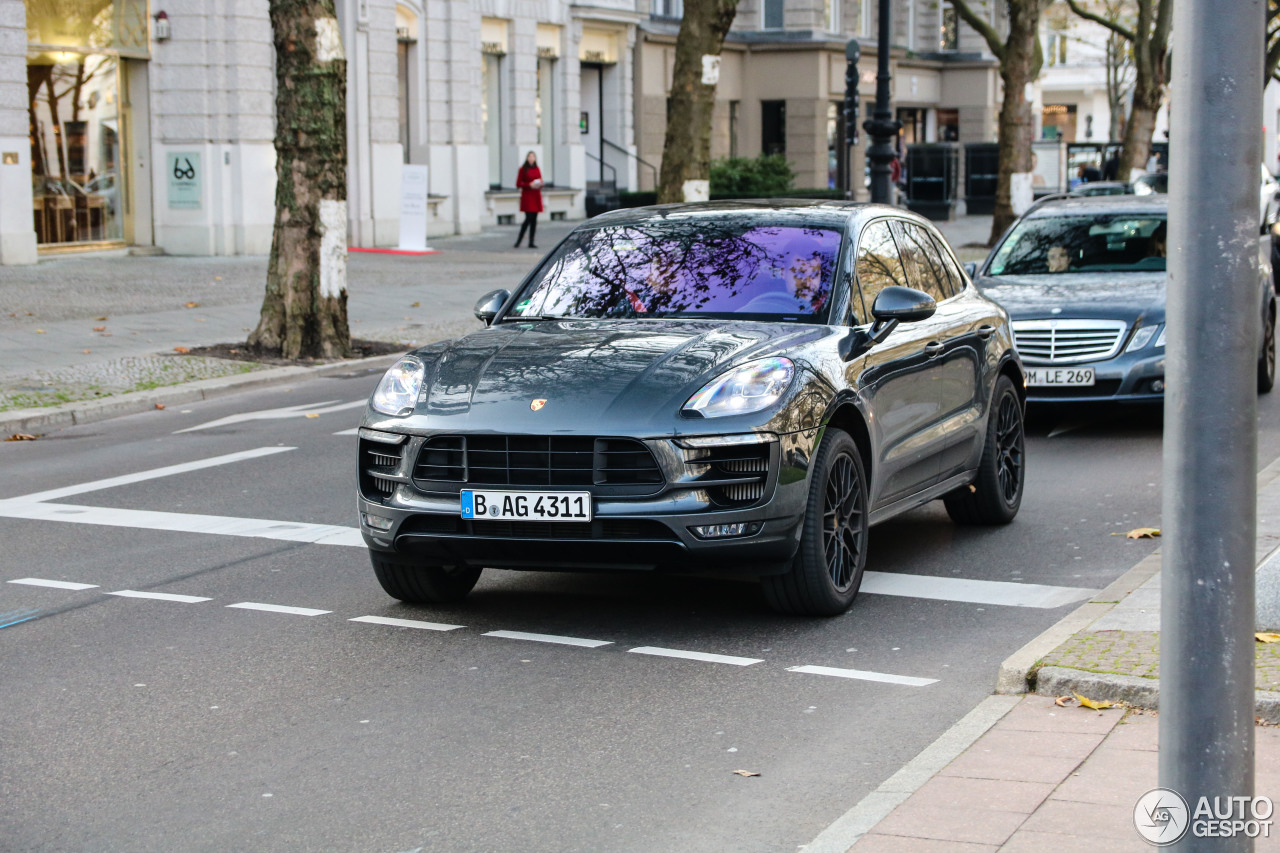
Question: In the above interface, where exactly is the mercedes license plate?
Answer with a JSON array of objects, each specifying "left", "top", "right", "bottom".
[
  {"left": 461, "top": 490, "right": 593, "bottom": 522},
  {"left": 1026, "top": 367, "right": 1095, "bottom": 387}
]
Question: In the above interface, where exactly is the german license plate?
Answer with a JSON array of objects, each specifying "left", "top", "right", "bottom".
[
  {"left": 1026, "top": 367, "right": 1095, "bottom": 387},
  {"left": 461, "top": 490, "right": 593, "bottom": 522}
]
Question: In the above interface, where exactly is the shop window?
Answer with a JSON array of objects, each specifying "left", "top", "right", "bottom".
[
  {"left": 27, "top": 54, "right": 124, "bottom": 245},
  {"left": 938, "top": 108, "right": 959, "bottom": 142},
  {"left": 761, "top": 100, "right": 786, "bottom": 156},
  {"left": 762, "top": 0, "right": 784, "bottom": 30}
]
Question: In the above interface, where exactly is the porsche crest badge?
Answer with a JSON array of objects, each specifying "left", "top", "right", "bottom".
[{"left": 530, "top": 399, "right": 547, "bottom": 411}]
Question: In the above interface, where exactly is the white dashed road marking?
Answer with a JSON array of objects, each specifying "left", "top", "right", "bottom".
[
  {"left": 6, "top": 447, "right": 295, "bottom": 503},
  {"left": 786, "top": 664, "right": 938, "bottom": 687},
  {"left": 8, "top": 578, "right": 99, "bottom": 590},
  {"left": 175, "top": 400, "right": 365, "bottom": 433},
  {"left": 350, "top": 615, "right": 465, "bottom": 631},
  {"left": 226, "top": 602, "right": 332, "bottom": 617},
  {"left": 860, "top": 571, "right": 1096, "bottom": 609},
  {"left": 107, "top": 590, "right": 212, "bottom": 603},
  {"left": 628, "top": 647, "right": 763, "bottom": 666},
  {"left": 483, "top": 630, "right": 613, "bottom": 648}
]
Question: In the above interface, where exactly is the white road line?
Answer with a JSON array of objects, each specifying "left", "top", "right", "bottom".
[
  {"left": 350, "top": 615, "right": 464, "bottom": 631},
  {"left": 861, "top": 571, "right": 1096, "bottom": 609},
  {"left": 0, "top": 502, "right": 365, "bottom": 547},
  {"left": 483, "top": 630, "right": 612, "bottom": 648},
  {"left": 628, "top": 646, "right": 763, "bottom": 666},
  {"left": 107, "top": 590, "right": 212, "bottom": 603},
  {"left": 5, "top": 447, "right": 295, "bottom": 503},
  {"left": 226, "top": 602, "right": 331, "bottom": 617},
  {"left": 176, "top": 400, "right": 366, "bottom": 433},
  {"left": 8, "top": 578, "right": 99, "bottom": 590},
  {"left": 786, "top": 664, "right": 938, "bottom": 687},
  {"left": 333, "top": 428, "right": 360, "bottom": 436}
]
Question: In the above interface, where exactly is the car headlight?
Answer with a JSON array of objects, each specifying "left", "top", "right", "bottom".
[
  {"left": 682, "top": 357, "right": 795, "bottom": 418},
  {"left": 1126, "top": 325, "right": 1160, "bottom": 352},
  {"left": 1155, "top": 326, "right": 1166, "bottom": 348},
  {"left": 371, "top": 357, "right": 425, "bottom": 416}
]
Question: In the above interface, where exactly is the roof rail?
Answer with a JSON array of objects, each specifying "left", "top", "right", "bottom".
[{"left": 1022, "top": 192, "right": 1076, "bottom": 216}]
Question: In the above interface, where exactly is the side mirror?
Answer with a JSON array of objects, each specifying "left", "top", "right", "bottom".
[
  {"left": 963, "top": 261, "right": 978, "bottom": 279},
  {"left": 474, "top": 289, "right": 511, "bottom": 326},
  {"left": 868, "top": 285, "right": 936, "bottom": 344}
]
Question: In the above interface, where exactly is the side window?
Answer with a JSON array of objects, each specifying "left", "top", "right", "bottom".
[
  {"left": 925, "top": 230, "right": 966, "bottom": 296},
  {"left": 854, "top": 220, "right": 908, "bottom": 323},
  {"left": 891, "top": 221, "right": 950, "bottom": 302}
]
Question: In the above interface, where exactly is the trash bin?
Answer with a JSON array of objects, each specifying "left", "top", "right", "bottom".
[
  {"left": 905, "top": 143, "right": 958, "bottom": 221},
  {"left": 964, "top": 143, "right": 999, "bottom": 216}
]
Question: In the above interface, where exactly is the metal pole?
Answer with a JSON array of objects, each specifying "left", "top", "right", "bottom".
[
  {"left": 862, "top": 0, "right": 899, "bottom": 205},
  {"left": 1161, "top": 0, "right": 1263, "bottom": 848}
]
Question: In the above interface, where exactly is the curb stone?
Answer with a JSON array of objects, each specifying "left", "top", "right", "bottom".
[
  {"left": 1035, "top": 666, "right": 1280, "bottom": 724},
  {"left": 0, "top": 352, "right": 403, "bottom": 436}
]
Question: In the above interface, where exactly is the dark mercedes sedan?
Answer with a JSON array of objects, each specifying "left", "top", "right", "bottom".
[
  {"left": 974, "top": 195, "right": 1276, "bottom": 405},
  {"left": 357, "top": 201, "right": 1025, "bottom": 616}
]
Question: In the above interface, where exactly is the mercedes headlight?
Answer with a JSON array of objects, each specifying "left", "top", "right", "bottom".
[
  {"left": 683, "top": 357, "right": 795, "bottom": 418},
  {"left": 371, "top": 357, "right": 425, "bottom": 416}
]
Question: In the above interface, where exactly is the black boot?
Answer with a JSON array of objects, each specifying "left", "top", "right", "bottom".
[
  {"left": 514, "top": 219, "right": 528, "bottom": 248},
  {"left": 528, "top": 217, "right": 538, "bottom": 249}
]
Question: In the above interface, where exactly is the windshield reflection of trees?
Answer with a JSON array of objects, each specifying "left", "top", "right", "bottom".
[
  {"left": 990, "top": 215, "right": 1167, "bottom": 276},
  {"left": 513, "top": 220, "right": 841, "bottom": 322}
]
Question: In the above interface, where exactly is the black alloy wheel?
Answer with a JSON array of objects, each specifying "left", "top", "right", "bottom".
[
  {"left": 762, "top": 428, "right": 868, "bottom": 617},
  {"left": 1259, "top": 302, "right": 1276, "bottom": 393},
  {"left": 945, "top": 374, "right": 1025, "bottom": 525}
]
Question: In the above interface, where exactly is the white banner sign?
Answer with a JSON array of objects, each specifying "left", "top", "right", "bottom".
[{"left": 398, "top": 164, "right": 430, "bottom": 251}]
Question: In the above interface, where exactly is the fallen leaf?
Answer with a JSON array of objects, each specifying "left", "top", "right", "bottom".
[
  {"left": 173, "top": 346, "right": 190, "bottom": 354},
  {"left": 213, "top": 276, "right": 221, "bottom": 281},
  {"left": 305, "top": 413, "right": 320, "bottom": 419},
  {"left": 154, "top": 403, "right": 166, "bottom": 410},
  {"left": 95, "top": 316, "right": 108, "bottom": 321},
  {"left": 1055, "top": 695, "right": 1074, "bottom": 707},
  {"left": 185, "top": 302, "right": 200, "bottom": 308},
  {"left": 5, "top": 433, "right": 37, "bottom": 441},
  {"left": 732, "top": 770, "right": 760, "bottom": 777},
  {"left": 1257, "top": 633, "right": 1280, "bottom": 644},
  {"left": 93, "top": 326, "right": 106, "bottom": 331},
  {"left": 25, "top": 312, "right": 32, "bottom": 316},
  {"left": 82, "top": 349, "right": 91, "bottom": 354},
  {"left": 1118, "top": 527, "right": 1161, "bottom": 539},
  {"left": 411, "top": 301, "right": 420, "bottom": 308},
  {"left": 35, "top": 329, "right": 45, "bottom": 334},
  {"left": 1074, "top": 693, "right": 1115, "bottom": 711},
  {"left": 229, "top": 348, "right": 239, "bottom": 355},
  {"left": 99, "top": 332, "right": 112, "bottom": 337}
]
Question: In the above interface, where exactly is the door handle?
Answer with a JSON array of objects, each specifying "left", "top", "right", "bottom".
[
  {"left": 924, "top": 341, "right": 945, "bottom": 358},
  {"left": 976, "top": 325, "right": 996, "bottom": 340}
]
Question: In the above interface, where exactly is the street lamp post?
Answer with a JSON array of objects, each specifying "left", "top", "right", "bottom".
[{"left": 863, "top": 0, "right": 900, "bottom": 205}]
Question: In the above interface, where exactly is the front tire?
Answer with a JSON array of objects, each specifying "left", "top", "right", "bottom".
[
  {"left": 762, "top": 428, "right": 869, "bottom": 617},
  {"left": 945, "top": 374, "right": 1025, "bottom": 525},
  {"left": 370, "top": 553, "right": 482, "bottom": 604},
  {"left": 1259, "top": 302, "right": 1276, "bottom": 394}
]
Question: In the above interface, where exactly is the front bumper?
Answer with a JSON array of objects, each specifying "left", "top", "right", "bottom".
[
  {"left": 356, "top": 428, "right": 817, "bottom": 574},
  {"left": 1023, "top": 349, "right": 1166, "bottom": 404}
]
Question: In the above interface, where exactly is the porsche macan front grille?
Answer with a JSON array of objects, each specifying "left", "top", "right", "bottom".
[
  {"left": 682, "top": 442, "right": 771, "bottom": 508},
  {"left": 413, "top": 435, "right": 664, "bottom": 490},
  {"left": 358, "top": 431, "right": 408, "bottom": 497}
]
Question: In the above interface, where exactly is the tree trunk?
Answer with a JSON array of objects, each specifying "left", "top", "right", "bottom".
[
  {"left": 656, "top": 0, "right": 739, "bottom": 204},
  {"left": 1119, "top": 80, "right": 1160, "bottom": 181},
  {"left": 249, "top": 0, "right": 352, "bottom": 360},
  {"left": 988, "top": 4, "right": 1042, "bottom": 244}
]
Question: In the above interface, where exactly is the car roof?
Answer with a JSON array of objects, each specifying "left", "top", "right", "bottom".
[
  {"left": 1025, "top": 194, "right": 1167, "bottom": 219},
  {"left": 577, "top": 199, "right": 913, "bottom": 231}
]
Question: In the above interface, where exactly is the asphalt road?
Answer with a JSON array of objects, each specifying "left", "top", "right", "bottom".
[{"left": 2, "top": 374, "right": 1278, "bottom": 852}]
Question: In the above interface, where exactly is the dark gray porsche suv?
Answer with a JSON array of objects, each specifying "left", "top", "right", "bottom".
[{"left": 357, "top": 201, "right": 1025, "bottom": 616}]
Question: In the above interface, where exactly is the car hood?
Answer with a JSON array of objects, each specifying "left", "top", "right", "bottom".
[
  {"left": 377, "top": 319, "right": 827, "bottom": 435},
  {"left": 975, "top": 272, "right": 1165, "bottom": 322}
]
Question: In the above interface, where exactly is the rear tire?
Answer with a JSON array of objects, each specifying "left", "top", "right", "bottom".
[
  {"left": 762, "top": 428, "right": 868, "bottom": 617},
  {"left": 945, "top": 374, "right": 1025, "bottom": 525},
  {"left": 370, "top": 553, "right": 482, "bottom": 604},
  {"left": 1259, "top": 302, "right": 1276, "bottom": 394}
]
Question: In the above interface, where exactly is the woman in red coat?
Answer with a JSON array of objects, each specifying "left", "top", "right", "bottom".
[{"left": 514, "top": 151, "right": 544, "bottom": 249}]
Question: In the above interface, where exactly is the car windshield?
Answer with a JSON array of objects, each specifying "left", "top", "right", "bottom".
[
  {"left": 506, "top": 219, "right": 843, "bottom": 323},
  {"left": 987, "top": 214, "right": 1167, "bottom": 276}
]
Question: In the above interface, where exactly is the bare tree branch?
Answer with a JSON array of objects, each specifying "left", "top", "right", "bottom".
[
  {"left": 946, "top": 0, "right": 1006, "bottom": 63},
  {"left": 1064, "top": 0, "right": 1135, "bottom": 42}
]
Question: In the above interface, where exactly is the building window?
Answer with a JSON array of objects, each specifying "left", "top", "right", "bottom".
[
  {"left": 938, "top": 108, "right": 959, "bottom": 141},
  {"left": 761, "top": 100, "right": 786, "bottom": 156},
  {"left": 825, "top": 0, "right": 840, "bottom": 33},
  {"left": 482, "top": 53, "right": 504, "bottom": 188},
  {"left": 397, "top": 41, "right": 410, "bottom": 162},
  {"left": 1046, "top": 32, "right": 1068, "bottom": 66},
  {"left": 652, "top": 0, "right": 683, "bottom": 18},
  {"left": 827, "top": 101, "right": 844, "bottom": 190},
  {"left": 762, "top": 0, "right": 784, "bottom": 30},
  {"left": 905, "top": 0, "right": 915, "bottom": 51},
  {"left": 537, "top": 58, "right": 556, "bottom": 183},
  {"left": 940, "top": 7, "right": 958, "bottom": 51},
  {"left": 729, "top": 100, "right": 741, "bottom": 159}
]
